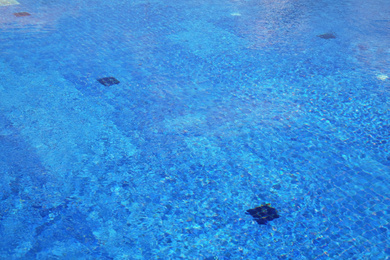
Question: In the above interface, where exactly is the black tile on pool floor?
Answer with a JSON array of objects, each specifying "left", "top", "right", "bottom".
[
  {"left": 246, "top": 204, "right": 280, "bottom": 225},
  {"left": 14, "top": 12, "right": 31, "bottom": 17},
  {"left": 97, "top": 77, "right": 120, "bottom": 86},
  {"left": 317, "top": 33, "right": 336, "bottom": 39}
]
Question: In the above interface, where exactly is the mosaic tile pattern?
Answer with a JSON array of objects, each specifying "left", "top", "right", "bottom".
[{"left": 0, "top": 0, "right": 389, "bottom": 259}]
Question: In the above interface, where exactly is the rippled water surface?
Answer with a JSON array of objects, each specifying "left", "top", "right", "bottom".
[{"left": 0, "top": 0, "right": 389, "bottom": 258}]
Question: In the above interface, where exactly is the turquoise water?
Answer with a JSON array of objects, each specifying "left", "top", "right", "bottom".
[{"left": 0, "top": 0, "right": 389, "bottom": 259}]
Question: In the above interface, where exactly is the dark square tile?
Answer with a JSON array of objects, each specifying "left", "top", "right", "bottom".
[
  {"left": 14, "top": 12, "right": 31, "bottom": 17},
  {"left": 317, "top": 33, "right": 336, "bottom": 39},
  {"left": 97, "top": 77, "right": 120, "bottom": 86},
  {"left": 246, "top": 203, "right": 280, "bottom": 225}
]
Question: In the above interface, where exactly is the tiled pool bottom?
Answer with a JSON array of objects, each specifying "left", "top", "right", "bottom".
[{"left": 0, "top": 0, "right": 389, "bottom": 259}]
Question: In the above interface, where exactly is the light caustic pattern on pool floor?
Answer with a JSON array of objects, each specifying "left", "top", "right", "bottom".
[{"left": 0, "top": 0, "right": 389, "bottom": 259}]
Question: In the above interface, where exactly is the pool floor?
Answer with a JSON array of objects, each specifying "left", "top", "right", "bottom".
[{"left": 0, "top": 0, "right": 389, "bottom": 259}]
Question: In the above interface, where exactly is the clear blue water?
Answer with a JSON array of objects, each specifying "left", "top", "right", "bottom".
[{"left": 0, "top": 0, "right": 389, "bottom": 258}]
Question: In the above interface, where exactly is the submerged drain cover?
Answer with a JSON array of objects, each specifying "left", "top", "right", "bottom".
[{"left": 246, "top": 203, "right": 280, "bottom": 225}]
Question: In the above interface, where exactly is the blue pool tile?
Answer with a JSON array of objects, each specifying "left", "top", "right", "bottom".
[{"left": 0, "top": 0, "right": 390, "bottom": 258}]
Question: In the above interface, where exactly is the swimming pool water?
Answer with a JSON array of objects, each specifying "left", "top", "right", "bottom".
[{"left": 0, "top": 0, "right": 389, "bottom": 259}]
